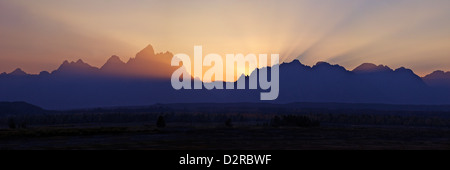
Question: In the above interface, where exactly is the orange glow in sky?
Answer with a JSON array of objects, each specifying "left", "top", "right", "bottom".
[{"left": 1, "top": 0, "right": 450, "bottom": 77}]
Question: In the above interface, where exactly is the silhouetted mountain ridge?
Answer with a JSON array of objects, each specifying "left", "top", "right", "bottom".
[
  {"left": 353, "top": 63, "right": 392, "bottom": 73},
  {"left": 423, "top": 70, "right": 450, "bottom": 88},
  {"left": 1, "top": 44, "right": 445, "bottom": 83},
  {"left": 1, "top": 44, "right": 450, "bottom": 109},
  {"left": 9, "top": 68, "right": 28, "bottom": 76},
  {"left": 51, "top": 59, "right": 99, "bottom": 76}
]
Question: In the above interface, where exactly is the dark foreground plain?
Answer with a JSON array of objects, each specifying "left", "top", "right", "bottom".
[
  {"left": 1, "top": 124, "right": 449, "bottom": 150},
  {"left": 2, "top": 102, "right": 450, "bottom": 150}
]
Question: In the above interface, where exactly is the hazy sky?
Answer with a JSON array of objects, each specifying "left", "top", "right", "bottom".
[{"left": 1, "top": 0, "right": 450, "bottom": 76}]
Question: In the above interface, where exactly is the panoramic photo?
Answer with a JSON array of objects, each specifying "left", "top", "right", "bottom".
[{"left": 1, "top": 0, "right": 450, "bottom": 154}]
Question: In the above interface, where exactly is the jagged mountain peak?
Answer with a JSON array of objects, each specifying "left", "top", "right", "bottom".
[
  {"left": 52, "top": 59, "right": 99, "bottom": 75},
  {"left": 9, "top": 68, "right": 28, "bottom": 76},
  {"left": 102, "top": 55, "right": 125, "bottom": 67},
  {"left": 424, "top": 70, "right": 450, "bottom": 79},
  {"left": 312, "top": 61, "right": 348, "bottom": 72},
  {"left": 423, "top": 70, "right": 450, "bottom": 87}
]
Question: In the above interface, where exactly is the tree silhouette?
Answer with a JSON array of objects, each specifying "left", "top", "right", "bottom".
[
  {"left": 270, "top": 116, "right": 281, "bottom": 127},
  {"left": 225, "top": 118, "right": 233, "bottom": 127},
  {"left": 156, "top": 115, "right": 166, "bottom": 128}
]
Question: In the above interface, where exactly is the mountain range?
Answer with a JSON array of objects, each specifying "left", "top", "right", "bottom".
[{"left": 1, "top": 44, "right": 450, "bottom": 110}]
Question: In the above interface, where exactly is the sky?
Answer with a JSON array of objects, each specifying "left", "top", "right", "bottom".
[{"left": 1, "top": 0, "right": 450, "bottom": 76}]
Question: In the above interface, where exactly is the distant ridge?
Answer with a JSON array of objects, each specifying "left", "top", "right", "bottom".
[
  {"left": 1, "top": 44, "right": 448, "bottom": 84},
  {"left": 51, "top": 59, "right": 99, "bottom": 76},
  {"left": 423, "top": 70, "right": 450, "bottom": 87},
  {"left": 100, "top": 55, "right": 126, "bottom": 75},
  {"left": 9, "top": 68, "right": 27, "bottom": 76},
  {"left": 353, "top": 63, "right": 392, "bottom": 73}
]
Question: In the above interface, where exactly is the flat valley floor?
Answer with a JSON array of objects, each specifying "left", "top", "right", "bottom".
[{"left": 1, "top": 124, "right": 449, "bottom": 150}]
